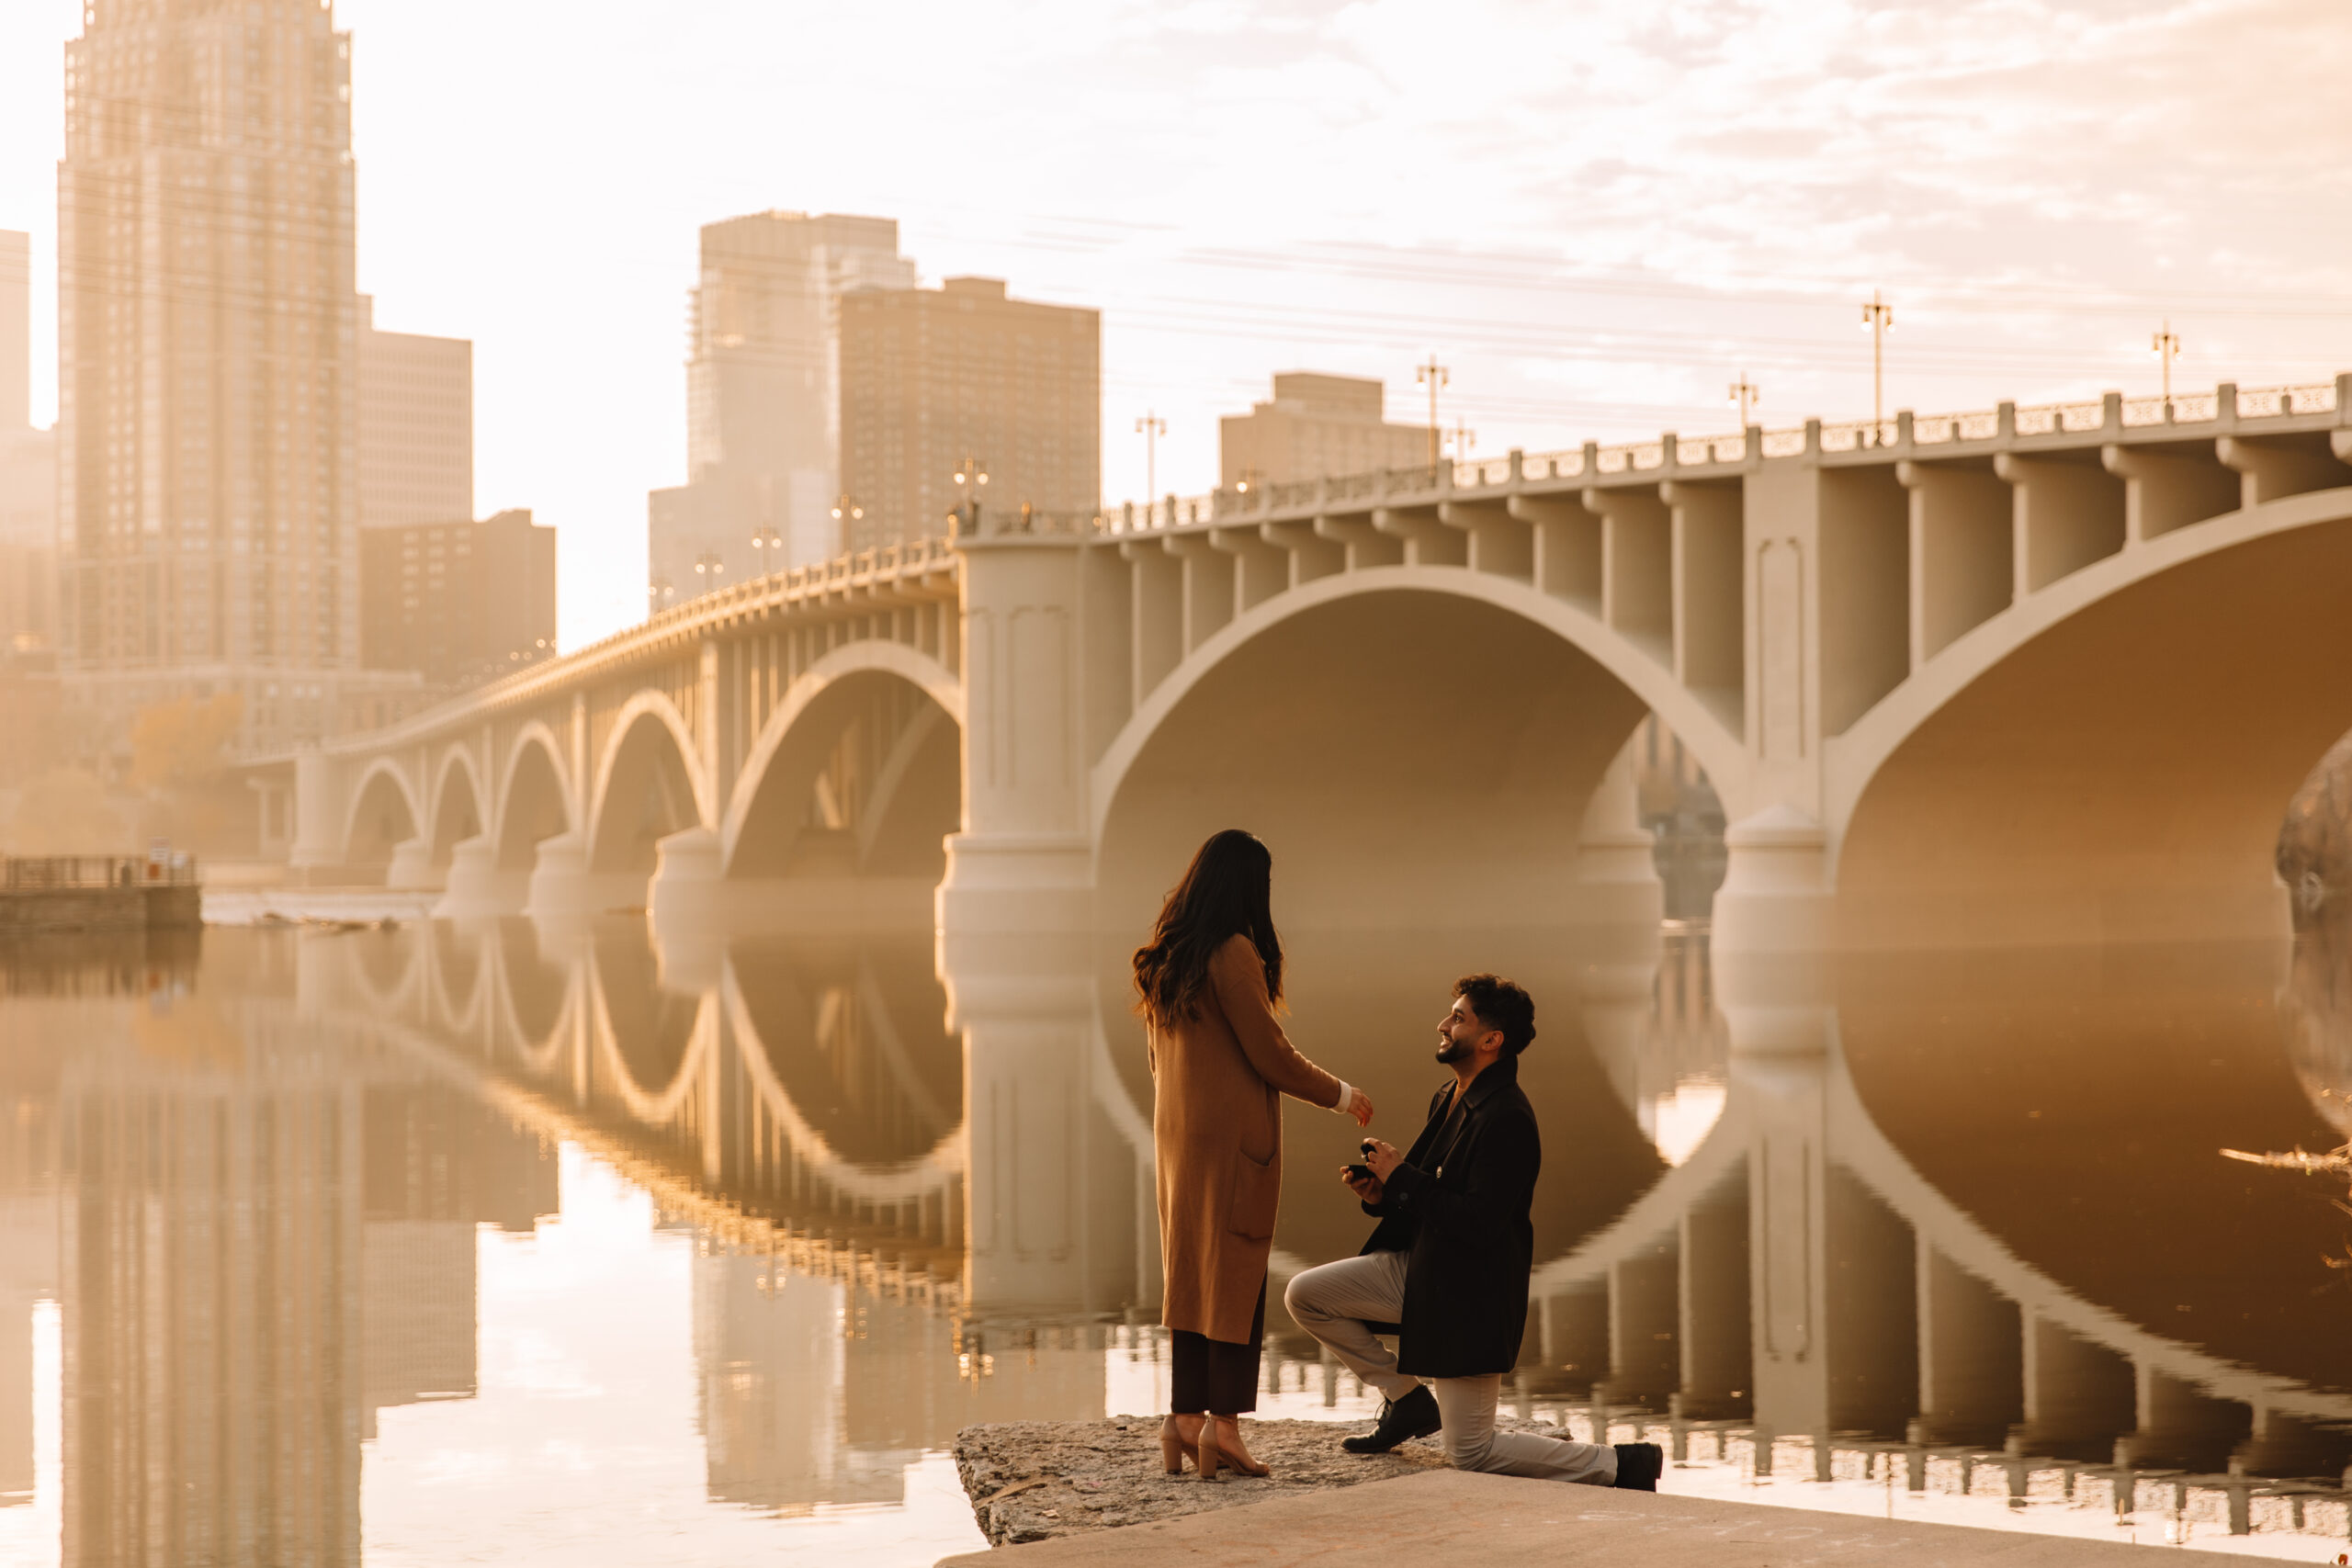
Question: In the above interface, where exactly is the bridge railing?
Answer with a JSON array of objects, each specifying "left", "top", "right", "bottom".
[
  {"left": 1085, "top": 371, "right": 2349, "bottom": 529},
  {"left": 3, "top": 854, "right": 198, "bottom": 889}
]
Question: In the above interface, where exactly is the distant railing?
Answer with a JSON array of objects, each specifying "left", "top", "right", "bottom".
[
  {"left": 1086, "top": 370, "right": 2347, "bottom": 525},
  {"left": 3, "top": 855, "right": 198, "bottom": 890}
]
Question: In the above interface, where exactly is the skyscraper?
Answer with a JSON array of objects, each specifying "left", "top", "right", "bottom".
[
  {"left": 647, "top": 212, "right": 913, "bottom": 612},
  {"left": 57, "top": 0, "right": 413, "bottom": 755},
  {"left": 837, "top": 277, "right": 1100, "bottom": 547},
  {"left": 0, "top": 230, "right": 57, "bottom": 656},
  {"left": 358, "top": 295, "right": 472, "bottom": 531}
]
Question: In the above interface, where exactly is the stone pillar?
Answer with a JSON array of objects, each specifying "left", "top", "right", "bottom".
[
  {"left": 1912, "top": 1245, "right": 2022, "bottom": 1446},
  {"left": 647, "top": 825, "right": 725, "bottom": 936},
  {"left": 1577, "top": 732, "right": 1662, "bottom": 931},
  {"left": 384, "top": 836, "right": 440, "bottom": 892},
  {"left": 288, "top": 745, "right": 341, "bottom": 880},
  {"left": 1712, "top": 805, "right": 1833, "bottom": 959},
  {"left": 433, "top": 834, "right": 526, "bottom": 920},
  {"left": 938, "top": 530, "right": 1093, "bottom": 959},
  {"left": 524, "top": 830, "right": 641, "bottom": 924}
]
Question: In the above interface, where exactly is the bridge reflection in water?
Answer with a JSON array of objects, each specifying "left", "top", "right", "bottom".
[{"left": 6, "top": 919, "right": 2352, "bottom": 1559}]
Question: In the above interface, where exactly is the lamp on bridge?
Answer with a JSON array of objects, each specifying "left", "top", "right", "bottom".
[
  {"left": 950, "top": 457, "right": 989, "bottom": 536},
  {"left": 693, "top": 552, "right": 725, "bottom": 584},
  {"left": 831, "top": 495, "right": 865, "bottom": 555},
  {"left": 1729, "top": 374, "right": 1761, "bottom": 428},
  {"left": 2153, "top": 321, "right": 2182, "bottom": 413},
  {"left": 1860, "top": 292, "right": 1894, "bottom": 445},
  {"left": 749, "top": 526, "right": 783, "bottom": 574}
]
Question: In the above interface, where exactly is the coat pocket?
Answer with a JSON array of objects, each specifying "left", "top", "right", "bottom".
[{"left": 1227, "top": 1146, "right": 1279, "bottom": 1242}]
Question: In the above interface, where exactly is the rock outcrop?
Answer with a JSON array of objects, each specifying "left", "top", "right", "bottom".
[
  {"left": 2279, "top": 728, "right": 2352, "bottom": 926},
  {"left": 952, "top": 1418, "right": 1451, "bottom": 1548}
]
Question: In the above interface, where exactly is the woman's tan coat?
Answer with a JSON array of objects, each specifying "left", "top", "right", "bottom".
[{"left": 1150, "top": 933, "right": 1344, "bottom": 1344}]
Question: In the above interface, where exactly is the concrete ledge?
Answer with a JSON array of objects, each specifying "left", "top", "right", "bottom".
[{"left": 938, "top": 1467, "right": 2252, "bottom": 1567}]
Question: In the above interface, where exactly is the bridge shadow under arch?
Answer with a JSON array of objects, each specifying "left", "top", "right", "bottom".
[
  {"left": 344, "top": 762, "right": 421, "bottom": 882},
  {"left": 726, "top": 669, "right": 961, "bottom": 886},
  {"left": 428, "top": 752, "right": 485, "bottom": 876},
  {"left": 496, "top": 728, "right": 571, "bottom": 876},
  {"left": 1834, "top": 488, "right": 2352, "bottom": 947},
  {"left": 1093, "top": 585, "right": 1670, "bottom": 939},
  {"left": 588, "top": 699, "right": 705, "bottom": 882}
]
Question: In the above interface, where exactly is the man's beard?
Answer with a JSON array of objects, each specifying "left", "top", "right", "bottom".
[{"left": 1434, "top": 1034, "right": 1470, "bottom": 1064}]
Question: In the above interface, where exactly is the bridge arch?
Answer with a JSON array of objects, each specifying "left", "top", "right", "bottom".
[
  {"left": 585, "top": 693, "right": 709, "bottom": 880},
  {"left": 494, "top": 721, "right": 573, "bottom": 873},
  {"left": 1090, "top": 567, "right": 1748, "bottom": 933},
  {"left": 720, "top": 640, "right": 965, "bottom": 882},
  {"left": 426, "top": 748, "right": 487, "bottom": 870},
  {"left": 343, "top": 758, "right": 423, "bottom": 875},
  {"left": 1828, "top": 486, "right": 2352, "bottom": 946}
]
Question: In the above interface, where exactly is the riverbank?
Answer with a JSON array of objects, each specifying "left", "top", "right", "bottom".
[
  {"left": 0, "top": 856, "right": 201, "bottom": 935},
  {"left": 940, "top": 1465, "right": 2259, "bottom": 1567}
]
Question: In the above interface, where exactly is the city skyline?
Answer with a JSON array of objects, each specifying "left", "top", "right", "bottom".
[{"left": 2, "top": 0, "right": 2348, "bottom": 655}]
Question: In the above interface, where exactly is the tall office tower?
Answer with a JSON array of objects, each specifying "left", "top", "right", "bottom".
[
  {"left": 360, "top": 508, "right": 557, "bottom": 688},
  {"left": 358, "top": 295, "right": 472, "bottom": 531},
  {"left": 57, "top": 0, "right": 413, "bottom": 757},
  {"left": 647, "top": 211, "right": 913, "bottom": 614},
  {"left": 0, "top": 231, "right": 58, "bottom": 657},
  {"left": 1218, "top": 372, "right": 1430, "bottom": 490},
  {"left": 837, "top": 277, "right": 1101, "bottom": 549}
]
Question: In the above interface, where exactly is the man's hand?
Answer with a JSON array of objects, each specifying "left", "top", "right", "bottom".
[
  {"left": 1363, "top": 1138, "right": 1403, "bottom": 1181},
  {"left": 1340, "top": 1164, "right": 1385, "bottom": 1204},
  {"left": 1345, "top": 1086, "right": 1374, "bottom": 1127}
]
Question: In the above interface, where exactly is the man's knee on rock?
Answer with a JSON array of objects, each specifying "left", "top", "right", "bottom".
[
  {"left": 1441, "top": 1428, "right": 1496, "bottom": 1472},
  {"left": 1281, "top": 1270, "right": 1315, "bottom": 1323}
]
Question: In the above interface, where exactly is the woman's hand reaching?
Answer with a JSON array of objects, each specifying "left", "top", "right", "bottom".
[{"left": 1346, "top": 1086, "right": 1374, "bottom": 1127}]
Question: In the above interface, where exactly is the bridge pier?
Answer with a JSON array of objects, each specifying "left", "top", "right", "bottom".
[
  {"left": 937, "top": 529, "right": 1097, "bottom": 961},
  {"left": 385, "top": 836, "right": 441, "bottom": 892},
  {"left": 524, "top": 831, "right": 644, "bottom": 922},
  {"left": 433, "top": 836, "right": 526, "bottom": 919}
]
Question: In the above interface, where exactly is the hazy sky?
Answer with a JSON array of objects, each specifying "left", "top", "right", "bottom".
[{"left": 4, "top": 0, "right": 2348, "bottom": 649}]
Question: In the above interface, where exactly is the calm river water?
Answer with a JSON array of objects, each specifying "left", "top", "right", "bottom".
[{"left": 1, "top": 918, "right": 2349, "bottom": 1565}]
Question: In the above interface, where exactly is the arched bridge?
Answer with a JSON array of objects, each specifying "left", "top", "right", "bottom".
[{"left": 257, "top": 374, "right": 2352, "bottom": 949}]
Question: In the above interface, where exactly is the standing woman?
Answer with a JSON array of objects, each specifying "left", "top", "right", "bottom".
[{"left": 1136, "top": 829, "right": 1373, "bottom": 1479}]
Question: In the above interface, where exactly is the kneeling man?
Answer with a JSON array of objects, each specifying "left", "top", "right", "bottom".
[{"left": 1283, "top": 974, "right": 1662, "bottom": 1491}]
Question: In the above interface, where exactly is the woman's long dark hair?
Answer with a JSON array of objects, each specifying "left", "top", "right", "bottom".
[{"left": 1133, "top": 829, "right": 1282, "bottom": 1030}]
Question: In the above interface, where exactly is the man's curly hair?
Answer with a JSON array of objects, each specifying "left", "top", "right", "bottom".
[{"left": 1455, "top": 973, "right": 1536, "bottom": 1056}]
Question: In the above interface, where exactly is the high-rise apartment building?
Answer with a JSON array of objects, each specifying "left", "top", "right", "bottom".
[
  {"left": 57, "top": 0, "right": 415, "bottom": 756},
  {"left": 1218, "top": 372, "right": 1430, "bottom": 490},
  {"left": 837, "top": 277, "right": 1100, "bottom": 548},
  {"left": 0, "top": 231, "right": 57, "bottom": 657},
  {"left": 361, "top": 509, "right": 556, "bottom": 689},
  {"left": 647, "top": 211, "right": 913, "bottom": 612},
  {"left": 359, "top": 295, "right": 472, "bottom": 531}
]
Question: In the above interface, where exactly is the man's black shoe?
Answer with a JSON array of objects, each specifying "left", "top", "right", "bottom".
[
  {"left": 1340, "top": 1385, "right": 1441, "bottom": 1453},
  {"left": 1612, "top": 1441, "right": 1663, "bottom": 1491}
]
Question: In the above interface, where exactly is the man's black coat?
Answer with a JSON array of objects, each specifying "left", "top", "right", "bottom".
[{"left": 1357, "top": 1054, "right": 1540, "bottom": 1379}]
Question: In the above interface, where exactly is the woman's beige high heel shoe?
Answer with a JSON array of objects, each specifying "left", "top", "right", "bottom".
[
  {"left": 1194, "top": 1416, "right": 1226, "bottom": 1482},
  {"left": 1158, "top": 1415, "right": 1202, "bottom": 1475},
  {"left": 1214, "top": 1416, "right": 1271, "bottom": 1478}
]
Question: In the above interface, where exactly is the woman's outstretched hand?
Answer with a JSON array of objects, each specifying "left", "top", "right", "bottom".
[{"left": 1346, "top": 1086, "right": 1374, "bottom": 1127}]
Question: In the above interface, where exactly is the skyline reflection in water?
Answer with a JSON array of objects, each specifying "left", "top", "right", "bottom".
[{"left": 0, "top": 919, "right": 2347, "bottom": 1563}]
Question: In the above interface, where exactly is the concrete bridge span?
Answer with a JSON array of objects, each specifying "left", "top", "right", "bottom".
[{"left": 254, "top": 375, "right": 2352, "bottom": 950}]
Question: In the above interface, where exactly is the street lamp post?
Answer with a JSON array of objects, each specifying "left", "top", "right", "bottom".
[
  {"left": 1860, "top": 292, "right": 1894, "bottom": 444},
  {"left": 1729, "top": 373, "right": 1761, "bottom": 428},
  {"left": 2153, "top": 321, "right": 2182, "bottom": 413},
  {"left": 749, "top": 525, "right": 783, "bottom": 574},
  {"left": 830, "top": 495, "right": 865, "bottom": 555},
  {"left": 950, "top": 457, "right": 989, "bottom": 536},
  {"left": 1136, "top": 412, "right": 1166, "bottom": 508}
]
